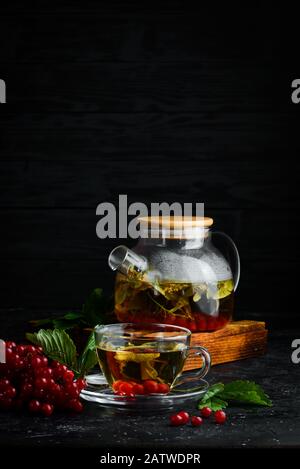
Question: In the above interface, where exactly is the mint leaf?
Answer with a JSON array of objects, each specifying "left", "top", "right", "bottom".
[
  {"left": 64, "top": 312, "right": 83, "bottom": 320},
  {"left": 26, "top": 329, "right": 78, "bottom": 371},
  {"left": 198, "top": 380, "right": 272, "bottom": 411},
  {"left": 201, "top": 383, "right": 224, "bottom": 403},
  {"left": 220, "top": 380, "right": 272, "bottom": 407},
  {"left": 78, "top": 332, "right": 97, "bottom": 377},
  {"left": 199, "top": 396, "right": 228, "bottom": 411}
]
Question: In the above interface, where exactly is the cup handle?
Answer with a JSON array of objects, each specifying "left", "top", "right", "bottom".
[
  {"left": 174, "top": 346, "right": 211, "bottom": 387},
  {"left": 212, "top": 231, "right": 241, "bottom": 291}
]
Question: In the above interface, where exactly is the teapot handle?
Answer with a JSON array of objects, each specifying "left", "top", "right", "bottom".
[{"left": 212, "top": 231, "right": 240, "bottom": 291}]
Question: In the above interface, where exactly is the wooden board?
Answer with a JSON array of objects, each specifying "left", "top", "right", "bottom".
[{"left": 183, "top": 320, "right": 268, "bottom": 370}]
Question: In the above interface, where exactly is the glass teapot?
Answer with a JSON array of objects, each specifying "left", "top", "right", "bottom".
[{"left": 108, "top": 216, "right": 240, "bottom": 332}]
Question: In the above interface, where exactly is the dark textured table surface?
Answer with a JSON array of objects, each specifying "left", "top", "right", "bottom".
[{"left": 1, "top": 322, "right": 300, "bottom": 449}]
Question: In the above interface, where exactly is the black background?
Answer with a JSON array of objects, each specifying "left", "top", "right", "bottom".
[{"left": 0, "top": 1, "right": 299, "bottom": 326}]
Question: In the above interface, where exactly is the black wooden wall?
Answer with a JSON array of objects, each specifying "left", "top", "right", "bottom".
[{"left": 0, "top": 2, "right": 299, "bottom": 324}]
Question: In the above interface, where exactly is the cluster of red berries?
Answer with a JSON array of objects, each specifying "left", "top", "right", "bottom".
[
  {"left": 0, "top": 341, "right": 86, "bottom": 416},
  {"left": 112, "top": 379, "right": 170, "bottom": 397},
  {"left": 170, "top": 407, "right": 227, "bottom": 426}
]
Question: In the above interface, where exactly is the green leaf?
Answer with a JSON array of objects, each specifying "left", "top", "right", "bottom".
[
  {"left": 78, "top": 332, "right": 98, "bottom": 377},
  {"left": 26, "top": 329, "right": 78, "bottom": 371},
  {"left": 198, "top": 383, "right": 227, "bottom": 411},
  {"left": 52, "top": 318, "right": 81, "bottom": 330},
  {"left": 64, "top": 312, "right": 83, "bottom": 320},
  {"left": 29, "top": 318, "right": 53, "bottom": 328},
  {"left": 199, "top": 396, "right": 228, "bottom": 411},
  {"left": 220, "top": 380, "right": 272, "bottom": 407},
  {"left": 200, "top": 383, "right": 224, "bottom": 403},
  {"left": 82, "top": 288, "right": 106, "bottom": 327}
]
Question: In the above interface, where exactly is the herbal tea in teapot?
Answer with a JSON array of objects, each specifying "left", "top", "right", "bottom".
[
  {"left": 108, "top": 216, "right": 240, "bottom": 332},
  {"left": 115, "top": 273, "right": 234, "bottom": 331}
]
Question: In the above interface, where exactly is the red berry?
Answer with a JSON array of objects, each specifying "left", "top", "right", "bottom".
[
  {"left": 112, "top": 380, "right": 123, "bottom": 392},
  {"left": 41, "top": 403, "right": 54, "bottom": 416},
  {"left": 63, "top": 370, "right": 74, "bottom": 383},
  {"left": 27, "top": 345, "right": 37, "bottom": 354},
  {"left": 143, "top": 380, "right": 159, "bottom": 394},
  {"left": 157, "top": 383, "right": 170, "bottom": 394},
  {"left": 31, "top": 356, "right": 42, "bottom": 368},
  {"left": 0, "top": 379, "right": 10, "bottom": 391},
  {"left": 28, "top": 399, "right": 41, "bottom": 413},
  {"left": 178, "top": 411, "right": 190, "bottom": 423},
  {"left": 170, "top": 414, "right": 185, "bottom": 426},
  {"left": 65, "top": 381, "right": 79, "bottom": 398},
  {"left": 191, "top": 416, "right": 203, "bottom": 427},
  {"left": 132, "top": 383, "right": 145, "bottom": 395},
  {"left": 5, "top": 341, "right": 16, "bottom": 349},
  {"left": 118, "top": 382, "right": 134, "bottom": 395},
  {"left": 76, "top": 378, "right": 86, "bottom": 391},
  {"left": 16, "top": 345, "right": 26, "bottom": 355},
  {"left": 201, "top": 406, "right": 212, "bottom": 418},
  {"left": 41, "top": 356, "right": 48, "bottom": 367},
  {"left": 68, "top": 399, "right": 83, "bottom": 413},
  {"left": 35, "top": 377, "right": 47, "bottom": 389},
  {"left": 4, "top": 386, "right": 16, "bottom": 399},
  {"left": 20, "top": 383, "right": 33, "bottom": 398},
  {"left": 214, "top": 410, "right": 227, "bottom": 424}
]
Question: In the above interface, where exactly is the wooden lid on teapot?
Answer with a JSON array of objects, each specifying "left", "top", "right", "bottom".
[
  {"left": 138, "top": 216, "right": 214, "bottom": 228},
  {"left": 138, "top": 216, "right": 213, "bottom": 239}
]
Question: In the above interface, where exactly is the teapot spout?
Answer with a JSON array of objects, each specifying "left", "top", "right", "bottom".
[{"left": 108, "top": 245, "right": 148, "bottom": 276}]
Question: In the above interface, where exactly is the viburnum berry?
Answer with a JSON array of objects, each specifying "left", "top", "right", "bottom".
[
  {"left": 0, "top": 340, "right": 86, "bottom": 417},
  {"left": 177, "top": 411, "right": 190, "bottom": 423},
  {"left": 118, "top": 382, "right": 134, "bottom": 395},
  {"left": 156, "top": 383, "right": 170, "bottom": 394},
  {"left": 41, "top": 403, "right": 54, "bottom": 416},
  {"left": 143, "top": 380, "right": 159, "bottom": 394},
  {"left": 28, "top": 399, "right": 41, "bottom": 413},
  {"left": 67, "top": 399, "right": 83, "bottom": 413},
  {"left": 201, "top": 406, "right": 212, "bottom": 418},
  {"left": 191, "top": 416, "right": 203, "bottom": 427},
  {"left": 132, "top": 383, "right": 144, "bottom": 395},
  {"left": 214, "top": 410, "right": 227, "bottom": 424},
  {"left": 63, "top": 370, "right": 74, "bottom": 383},
  {"left": 76, "top": 378, "right": 86, "bottom": 391},
  {"left": 170, "top": 413, "right": 185, "bottom": 426}
]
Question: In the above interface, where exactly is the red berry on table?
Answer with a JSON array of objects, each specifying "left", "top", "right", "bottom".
[
  {"left": 68, "top": 399, "right": 83, "bottom": 413},
  {"left": 191, "top": 416, "right": 203, "bottom": 427},
  {"left": 41, "top": 403, "right": 54, "bottom": 416},
  {"left": 156, "top": 383, "right": 170, "bottom": 394},
  {"left": 214, "top": 410, "right": 227, "bottom": 424},
  {"left": 170, "top": 413, "right": 185, "bottom": 426},
  {"left": 178, "top": 411, "right": 190, "bottom": 423},
  {"left": 143, "top": 380, "right": 159, "bottom": 394},
  {"left": 28, "top": 399, "right": 41, "bottom": 413},
  {"left": 201, "top": 406, "right": 212, "bottom": 418}
]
